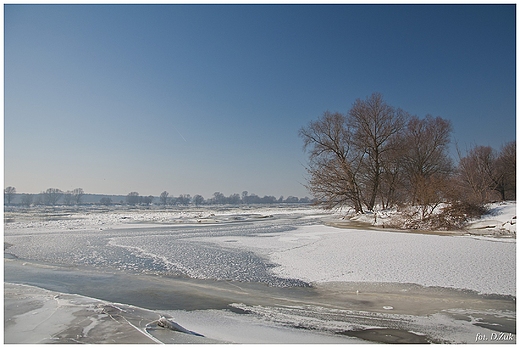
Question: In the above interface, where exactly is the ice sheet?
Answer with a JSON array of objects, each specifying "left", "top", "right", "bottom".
[
  {"left": 5, "top": 204, "right": 516, "bottom": 295},
  {"left": 4, "top": 203, "right": 516, "bottom": 344},
  {"left": 4, "top": 282, "right": 363, "bottom": 344},
  {"left": 202, "top": 225, "right": 515, "bottom": 295}
]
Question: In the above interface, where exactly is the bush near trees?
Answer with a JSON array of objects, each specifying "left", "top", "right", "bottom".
[{"left": 300, "top": 92, "right": 515, "bottom": 228}]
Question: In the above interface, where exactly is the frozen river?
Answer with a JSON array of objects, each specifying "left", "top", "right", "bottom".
[
  {"left": 5, "top": 207, "right": 320, "bottom": 286},
  {"left": 4, "top": 205, "right": 516, "bottom": 343}
]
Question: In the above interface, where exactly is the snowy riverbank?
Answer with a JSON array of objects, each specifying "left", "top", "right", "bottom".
[
  {"left": 5, "top": 203, "right": 516, "bottom": 295},
  {"left": 275, "top": 226, "right": 515, "bottom": 295},
  {"left": 4, "top": 203, "right": 516, "bottom": 343},
  {"left": 196, "top": 219, "right": 515, "bottom": 296}
]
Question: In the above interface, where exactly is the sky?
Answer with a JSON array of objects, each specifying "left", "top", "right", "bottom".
[{"left": 4, "top": 4, "right": 516, "bottom": 198}]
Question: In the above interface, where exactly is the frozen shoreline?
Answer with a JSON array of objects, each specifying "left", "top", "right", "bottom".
[
  {"left": 5, "top": 275, "right": 515, "bottom": 344},
  {"left": 275, "top": 226, "right": 515, "bottom": 295},
  {"left": 5, "top": 203, "right": 516, "bottom": 295},
  {"left": 197, "top": 224, "right": 515, "bottom": 296},
  {"left": 4, "top": 203, "right": 516, "bottom": 343},
  {"left": 4, "top": 282, "right": 365, "bottom": 344},
  {"left": 3, "top": 204, "right": 327, "bottom": 232}
]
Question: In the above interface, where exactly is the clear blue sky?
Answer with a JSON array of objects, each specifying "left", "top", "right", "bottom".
[{"left": 4, "top": 4, "right": 516, "bottom": 198}]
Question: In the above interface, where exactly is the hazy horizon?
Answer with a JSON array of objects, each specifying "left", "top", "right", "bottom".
[
  {"left": 5, "top": 4, "right": 515, "bottom": 198},
  {"left": 6, "top": 189, "right": 312, "bottom": 200}
]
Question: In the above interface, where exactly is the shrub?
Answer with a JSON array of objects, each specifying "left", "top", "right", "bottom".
[{"left": 429, "top": 202, "right": 488, "bottom": 230}]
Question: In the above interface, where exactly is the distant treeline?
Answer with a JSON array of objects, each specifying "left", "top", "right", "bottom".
[{"left": 3, "top": 188, "right": 313, "bottom": 207}]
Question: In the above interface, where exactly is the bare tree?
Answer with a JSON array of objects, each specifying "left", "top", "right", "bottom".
[
  {"left": 212, "top": 192, "right": 226, "bottom": 205},
  {"left": 299, "top": 111, "right": 364, "bottom": 212},
  {"left": 160, "top": 191, "right": 169, "bottom": 206},
  {"left": 33, "top": 193, "right": 43, "bottom": 206},
  {"left": 348, "top": 93, "right": 407, "bottom": 211},
  {"left": 306, "top": 156, "right": 364, "bottom": 212},
  {"left": 457, "top": 142, "right": 516, "bottom": 203},
  {"left": 496, "top": 141, "right": 516, "bottom": 200},
  {"left": 43, "top": 188, "right": 63, "bottom": 206},
  {"left": 301, "top": 95, "right": 457, "bottom": 217},
  {"left": 378, "top": 140, "right": 407, "bottom": 209},
  {"left": 300, "top": 93, "right": 407, "bottom": 211},
  {"left": 401, "top": 115, "right": 453, "bottom": 216},
  {"left": 456, "top": 145, "right": 497, "bottom": 204},
  {"left": 63, "top": 191, "right": 73, "bottom": 205},
  {"left": 4, "top": 186, "right": 16, "bottom": 205},
  {"left": 227, "top": 193, "right": 241, "bottom": 205},
  {"left": 285, "top": 196, "right": 299, "bottom": 203},
  {"left": 100, "top": 197, "right": 112, "bottom": 206},
  {"left": 142, "top": 195, "right": 154, "bottom": 206},
  {"left": 21, "top": 193, "right": 33, "bottom": 207},
  {"left": 126, "top": 192, "right": 140, "bottom": 205},
  {"left": 72, "top": 188, "right": 84, "bottom": 205},
  {"left": 193, "top": 194, "right": 204, "bottom": 206},
  {"left": 176, "top": 194, "right": 191, "bottom": 205}
]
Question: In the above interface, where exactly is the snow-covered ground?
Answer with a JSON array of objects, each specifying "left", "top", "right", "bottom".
[
  {"left": 181, "top": 201, "right": 515, "bottom": 295},
  {"left": 334, "top": 201, "right": 517, "bottom": 236},
  {"left": 225, "top": 225, "right": 515, "bottom": 295},
  {"left": 4, "top": 202, "right": 516, "bottom": 343},
  {"left": 466, "top": 201, "right": 517, "bottom": 234},
  {"left": 4, "top": 202, "right": 516, "bottom": 295},
  {"left": 3, "top": 205, "right": 326, "bottom": 232}
]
